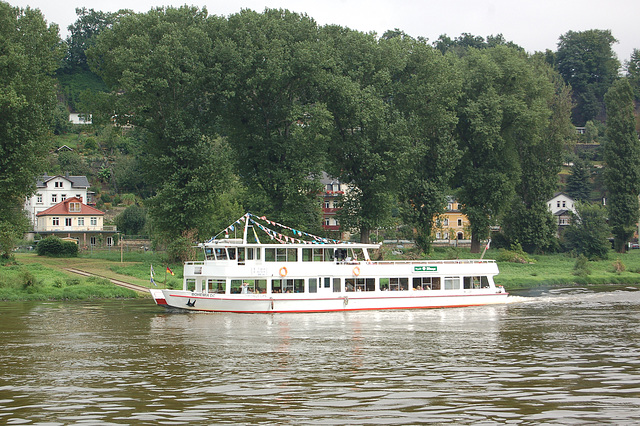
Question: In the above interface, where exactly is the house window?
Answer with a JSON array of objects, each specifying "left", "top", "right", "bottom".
[
  {"left": 324, "top": 201, "right": 330, "bottom": 209},
  {"left": 443, "top": 218, "right": 449, "bottom": 226},
  {"left": 557, "top": 201, "right": 560, "bottom": 208},
  {"left": 457, "top": 218, "right": 462, "bottom": 227},
  {"left": 36, "top": 194, "right": 42, "bottom": 203},
  {"left": 324, "top": 218, "right": 330, "bottom": 226},
  {"left": 61, "top": 194, "right": 67, "bottom": 201},
  {"left": 106, "top": 237, "right": 113, "bottom": 247},
  {"left": 69, "top": 202, "right": 81, "bottom": 212},
  {"left": 78, "top": 217, "right": 85, "bottom": 226},
  {"left": 90, "top": 217, "right": 97, "bottom": 226},
  {"left": 562, "top": 201, "right": 566, "bottom": 208},
  {"left": 52, "top": 194, "right": 57, "bottom": 203},
  {"left": 447, "top": 203, "right": 452, "bottom": 210},
  {"left": 326, "top": 184, "right": 333, "bottom": 191},
  {"left": 52, "top": 217, "right": 59, "bottom": 226},
  {"left": 90, "top": 237, "right": 96, "bottom": 246},
  {"left": 54, "top": 181, "right": 62, "bottom": 188},
  {"left": 436, "top": 232, "right": 441, "bottom": 239},
  {"left": 444, "top": 232, "right": 449, "bottom": 239},
  {"left": 65, "top": 218, "right": 72, "bottom": 226}
]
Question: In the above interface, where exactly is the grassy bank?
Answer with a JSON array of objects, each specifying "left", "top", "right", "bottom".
[{"left": 2, "top": 248, "right": 640, "bottom": 301}]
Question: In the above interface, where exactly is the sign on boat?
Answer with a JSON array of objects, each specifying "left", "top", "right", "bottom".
[{"left": 150, "top": 213, "right": 508, "bottom": 313}]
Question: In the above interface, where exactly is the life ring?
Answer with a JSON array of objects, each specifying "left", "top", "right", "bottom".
[
  {"left": 279, "top": 267, "right": 288, "bottom": 277},
  {"left": 353, "top": 266, "right": 360, "bottom": 276}
]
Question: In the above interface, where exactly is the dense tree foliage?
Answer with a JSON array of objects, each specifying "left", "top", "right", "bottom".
[
  {"left": 0, "top": 2, "right": 64, "bottom": 257},
  {"left": 556, "top": 29, "right": 620, "bottom": 125},
  {"left": 603, "top": 79, "right": 640, "bottom": 252},
  {"left": 89, "top": 7, "right": 239, "bottom": 249},
  {"left": 563, "top": 202, "right": 610, "bottom": 260},
  {"left": 625, "top": 48, "right": 640, "bottom": 102},
  {"left": 565, "top": 158, "right": 592, "bottom": 202},
  {"left": 219, "top": 9, "right": 332, "bottom": 231}
]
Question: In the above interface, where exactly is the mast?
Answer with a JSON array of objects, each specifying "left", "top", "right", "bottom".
[{"left": 243, "top": 213, "right": 250, "bottom": 244}]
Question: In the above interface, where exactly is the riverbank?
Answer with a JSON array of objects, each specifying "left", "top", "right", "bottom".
[{"left": 2, "top": 249, "right": 640, "bottom": 300}]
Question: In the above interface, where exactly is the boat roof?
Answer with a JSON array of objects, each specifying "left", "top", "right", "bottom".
[{"left": 202, "top": 213, "right": 381, "bottom": 249}]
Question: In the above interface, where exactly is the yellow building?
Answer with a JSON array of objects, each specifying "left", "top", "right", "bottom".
[{"left": 433, "top": 198, "right": 469, "bottom": 242}]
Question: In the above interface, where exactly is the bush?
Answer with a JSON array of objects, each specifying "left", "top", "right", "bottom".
[
  {"left": 612, "top": 258, "right": 626, "bottom": 274},
  {"left": 496, "top": 243, "right": 535, "bottom": 264},
  {"left": 573, "top": 254, "right": 591, "bottom": 277},
  {"left": 36, "top": 236, "right": 78, "bottom": 257}
]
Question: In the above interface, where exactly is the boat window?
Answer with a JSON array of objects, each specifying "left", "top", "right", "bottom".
[
  {"left": 246, "top": 248, "right": 254, "bottom": 260},
  {"left": 333, "top": 278, "right": 341, "bottom": 292},
  {"left": 389, "top": 277, "right": 408, "bottom": 291},
  {"left": 205, "top": 247, "right": 215, "bottom": 260},
  {"left": 313, "top": 248, "right": 324, "bottom": 262},
  {"left": 272, "top": 279, "right": 304, "bottom": 293},
  {"left": 229, "top": 279, "right": 267, "bottom": 294},
  {"left": 207, "top": 279, "right": 225, "bottom": 293},
  {"left": 309, "top": 278, "right": 317, "bottom": 293},
  {"left": 324, "top": 249, "right": 333, "bottom": 262},
  {"left": 444, "top": 276, "right": 461, "bottom": 290},
  {"left": 323, "top": 277, "right": 331, "bottom": 289},
  {"left": 463, "top": 276, "right": 489, "bottom": 289},
  {"left": 334, "top": 249, "right": 347, "bottom": 261},
  {"left": 413, "top": 277, "right": 440, "bottom": 290},
  {"left": 215, "top": 248, "right": 227, "bottom": 260},
  {"left": 186, "top": 279, "right": 196, "bottom": 292},
  {"left": 238, "top": 249, "right": 245, "bottom": 264},
  {"left": 346, "top": 278, "right": 375, "bottom": 292},
  {"left": 265, "top": 248, "right": 275, "bottom": 262},
  {"left": 265, "top": 248, "right": 298, "bottom": 262},
  {"left": 228, "top": 248, "right": 236, "bottom": 260},
  {"left": 302, "top": 248, "right": 312, "bottom": 261}
]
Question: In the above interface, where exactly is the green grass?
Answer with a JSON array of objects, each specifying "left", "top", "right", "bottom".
[{"left": 4, "top": 247, "right": 640, "bottom": 301}]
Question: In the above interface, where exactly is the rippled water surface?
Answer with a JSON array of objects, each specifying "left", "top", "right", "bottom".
[{"left": 1, "top": 288, "right": 640, "bottom": 424}]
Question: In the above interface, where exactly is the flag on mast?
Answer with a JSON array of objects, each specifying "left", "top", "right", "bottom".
[
  {"left": 150, "top": 264, "right": 156, "bottom": 286},
  {"left": 166, "top": 266, "right": 174, "bottom": 276}
]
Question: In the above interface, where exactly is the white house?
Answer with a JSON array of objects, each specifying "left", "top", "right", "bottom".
[
  {"left": 24, "top": 174, "right": 91, "bottom": 227},
  {"left": 547, "top": 192, "right": 577, "bottom": 229}
]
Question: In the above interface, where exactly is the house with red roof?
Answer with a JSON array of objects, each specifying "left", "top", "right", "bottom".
[{"left": 35, "top": 197, "right": 117, "bottom": 247}]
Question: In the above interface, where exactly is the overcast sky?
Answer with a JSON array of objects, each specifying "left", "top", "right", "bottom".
[{"left": 7, "top": 0, "right": 639, "bottom": 65}]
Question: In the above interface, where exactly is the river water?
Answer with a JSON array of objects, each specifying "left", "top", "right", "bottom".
[{"left": 1, "top": 287, "right": 640, "bottom": 425}]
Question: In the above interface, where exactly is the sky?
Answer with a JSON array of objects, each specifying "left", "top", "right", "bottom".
[{"left": 7, "top": 0, "right": 639, "bottom": 65}]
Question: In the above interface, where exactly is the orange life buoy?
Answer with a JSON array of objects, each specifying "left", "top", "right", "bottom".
[
  {"left": 353, "top": 266, "right": 360, "bottom": 276},
  {"left": 279, "top": 267, "right": 288, "bottom": 277}
]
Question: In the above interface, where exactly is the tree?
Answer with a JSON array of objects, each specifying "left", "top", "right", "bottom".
[
  {"left": 219, "top": 9, "right": 332, "bottom": 231},
  {"left": 0, "top": 3, "right": 64, "bottom": 258},
  {"left": 386, "top": 36, "right": 462, "bottom": 252},
  {"left": 320, "top": 27, "right": 403, "bottom": 242},
  {"left": 114, "top": 204, "right": 146, "bottom": 235},
  {"left": 563, "top": 202, "right": 610, "bottom": 259},
  {"left": 89, "top": 6, "right": 238, "bottom": 249},
  {"left": 625, "top": 48, "right": 640, "bottom": 102},
  {"left": 565, "top": 157, "right": 592, "bottom": 202},
  {"left": 603, "top": 78, "right": 640, "bottom": 252},
  {"left": 556, "top": 29, "right": 620, "bottom": 125}
]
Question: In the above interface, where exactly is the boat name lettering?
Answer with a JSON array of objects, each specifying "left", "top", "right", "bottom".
[
  {"left": 414, "top": 266, "right": 437, "bottom": 272},
  {"left": 191, "top": 292, "right": 215, "bottom": 298}
]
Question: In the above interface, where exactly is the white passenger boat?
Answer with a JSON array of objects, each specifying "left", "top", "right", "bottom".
[{"left": 150, "top": 213, "right": 508, "bottom": 313}]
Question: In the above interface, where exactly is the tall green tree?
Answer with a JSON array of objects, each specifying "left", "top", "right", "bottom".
[
  {"left": 89, "top": 6, "right": 238, "bottom": 248},
  {"left": 320, "top": 27, "right": 403, "bottom": 242},
  {"left": 384, "top": 35, "right": 461, "bottom": 252},
  {"left": 0, "top": 2, "right": 64, "bottom": 257},
  {"left": 219, "top": 9, "right": 332, "bottom": 231},
  {"left": 566, "top": 157, "right": 592, "bottom": 202},
  {"left": 603, "top": 78, "right": 640, "bottom": 252},
  {"left": 555, "top": 29, "right": 620, "bottom": 125},
  {"left": 502, "top": 57, "right": 574, "bottom": 253},
  {"left": 625, "top": 48, "right": 640, "bottom": 102},
  {"left": 454, "top": 47, "right": 523, "bottom": 252}
]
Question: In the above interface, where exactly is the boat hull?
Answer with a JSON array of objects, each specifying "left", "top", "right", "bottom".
[{"left": 150, "top": 288, "right": 510, "bottom": 313}]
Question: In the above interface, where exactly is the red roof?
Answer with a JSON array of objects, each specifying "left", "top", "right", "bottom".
[{"left": 36, "top": 197, "right": 104, "bottom": 216}]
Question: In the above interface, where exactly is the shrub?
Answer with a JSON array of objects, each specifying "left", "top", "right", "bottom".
[
  {"left": 36, "top": 236, "right": 78, "bottom": 257},
  {"left": 612, "top": 258, "right": 626, "bottom": 274},
  {"left": 573, "top": 254, "right": 591, "bottom": 277},
  {"left": 496, "top": 243, "right": 535, "bottom": 264}
]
